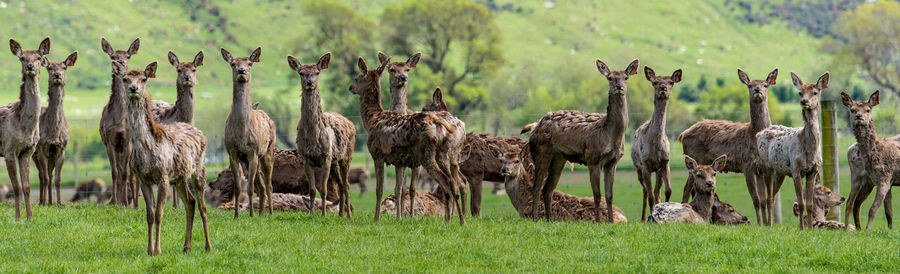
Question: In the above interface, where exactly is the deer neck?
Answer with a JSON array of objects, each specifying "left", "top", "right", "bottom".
[
  {"left": 389, "top": 81, "right": 408, "bottom": 114},
  {"left": 44, "top": 82, "right": 66, "bottom": 126},
  {"left": 647, "top": 96, "right": 668, "bottom": 140},
  {"left": 173, "top": 84, "right": 195, "bottom": 124},
  {"left": 853, "top": 122, "right": 878, "bottom": 162},
  {"left": 109, "top": 74, "right": 127, "bottom": 112},
  {"left": 300, "top": 86, "right": 325, "bottom": 135},
  {"left": 689, "top": 190, "right": 715, "bottom": 221},
  {"left": 749, "top": 98, "right": 771, "bottom": 133},
  {"left": 505, "top": 165, "right": 531, "bottom": 214},
  {"left": 230, "top": 80, "right": 253, "bottom": 125},
  {"left": 800, "top": 107, "right": 820, "bottom": 157},
  {"left": 126, "top": 93, "right": 166, "bottom": 150},
  {"left": 18, "top": 74, "right": 41, "bottom": 123},
  {"left": 605, "top": 88, "right": 628, "bottom": 135},
  {"left": 358, "top": 78, "right": 385, "bottom": 130}
]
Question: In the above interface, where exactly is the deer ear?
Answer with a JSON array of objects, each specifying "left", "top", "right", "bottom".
[
  {"left": 65, "top": 51, "right": 78, "bottom": 67},
  {"left": 41, "top": 56, "right": 49, "bottom": 67},
  {"left": 869, "top": 90, "right": 880, "bottom": 107},
  {"left": 38, "top": 37, "right": 51, "bottom": 56},
  {"left": 792, "top": 201, "right": 801, "bottom": 217},
  {"left": 376, "top": 56, "right": 390, "bottom": 75},
  {"left": 9, "top": 39, "right": 21, "bottom": 57},
  {"left": 713, "top": 155, "right": 727, "bottom": 172},
  {"left": 286, "top": 55, "right": 301, "bottom": 71},
  {"left": 249, "top": 47, "right": 262, "bottom": 63},
  {"left": 767, "top": 68, "right": 778, "bottom": 85},
  {"left": 144, "top": 61, "right": 158, "bottom": 79},
  {"left": 625, "top": 59, "right": 640, "bottom": 75},
  {"left": 100, "top": 37, "right": 114, "bottom": 56},
  {"left": 193, "top": 51, "right": 204, "bottom": 67},
  {"left": 127, "top": 38, "right": 140, "bottom": 56},
  {"left": 317, "top": 52, "right": 331, "bottom": 70},
  {"left": 643, "top": 66, "right": 655, "bottom": 82},
  {"left": 840, "top": 92, "right": 853, "bottom": 108},
  {"left": 357, "top": 57, "right": 368, "bottom": 72},
  {"left": 817, "top": 72, "right": 830, "bottom": 90},
  {"left": 408, "top": 52, "right": 422, "bottom": 68},
  {"left": 167, "top": 51, "right": 179, "bottom": 67},
  {"left": 111, "top": 61, "right": 126, "bottom": 76},
  {"left": 432, "top": 87, "right": 444, "bottom": 103},
  {"left": 671, "top": 69, "right": 682, "bottom": 83},
  {"left": 596, "top": 59, "right": 610, "bottom": 77},
  {"left": 737, "top": 68, "right": 750, "bottom": 86},
  {"left": 377, "top": 51, "right": 389, "bottom": 65},
  {"left": 791, "top": 72, "right": 803, "bottom": 90},
  {"left": 220, "top": 48, "right": 233, "bottom": 63},
  {"left": 684, "top": 156, "right": 697, "bottom": 173}
]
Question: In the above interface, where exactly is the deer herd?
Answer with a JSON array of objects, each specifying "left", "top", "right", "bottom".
[{"left": 1, "top": 36, "right": 896, "bottom": 255}]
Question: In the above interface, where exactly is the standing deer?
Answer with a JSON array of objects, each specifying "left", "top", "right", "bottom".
[
  {"left": 35, "top": 51, "right": 76, "bottom": 206},
  {"left": 841, "top": 91, "right": 900, "bottom": 230},
  {"left": 287, "top": 52, "right": 356, "bottom": 217},
  {"left": 221, "top": 47, "right": 275, "bottom": 218},
  {"left": 2, "top": 37, "right": 50, "bottom": 220},
  {"left": 679, "top": 68, "right": 778, "bottom": 225},
  {"left": 527, "top": 58, "right": 639, "bottom": 222},
  {"left": 756, "top": 72, "right": 828, "bottom": 229},
  {"left": 846, "top": 133, "right": 900, "bottom": 229},
  {"left": 350, "top": 57, "right": 466, "bottom": 225},
  {"left": 99, "top": 37, "right": 141, "bottom": 207},
  {"left": 631, "top": 66, "right": 681, "bottom": 221},
  {"left": 114, "top": 61, "right": 210, "bottom": 255},
  {"left": 151, "top": 50, "right": 204, "bottom": 209}
]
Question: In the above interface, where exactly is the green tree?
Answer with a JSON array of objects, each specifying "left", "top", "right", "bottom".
[
  {"left": 381, "top": 0, "right": 504, "bottom": 113},
  {"left": 833, "top": 0, "right": 900, "bottom": 98}
]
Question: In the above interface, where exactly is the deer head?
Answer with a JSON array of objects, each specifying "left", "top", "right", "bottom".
[
  {"left": 685, "top": 155, "right": 726, "bottom": 193},
  {"left": 791, "top": 72, "right": 829, "bottom": 111},
  {"left": 46, "top": 51, "right": 77, "bottom": 87},
  {"left": 168, "top": 51, "right": 203, "bottom": 88},
  {"left": 737, "top": 68, "right": 778, "bottom": 103},
  {"left": 841, "top": 90, "right": 879, "bottom": 128},
  {"left": 100, "top": 37, "right": 139, "bottom": 68},
  {"left": 378, "top": 51, "right": 421, "bottom": 88},
  {"left": 221, "top": 47, "right": 261, "bottom": 83},
  {"left": 349, "top": 57, "right": 389, "bottom": 96},
  {"left": 113, "top": 61, "right": 157, "bottom": 101},
  {"left": 287, "top": 52, "right": 331, "bottom": 91},
  {"left": 10, "top": 37, "right": 51, "bottom": 77},
  {"left": 596, "top": 59, "right": 639, "bottom": 95},
  {"left": 644, "top": 66, "right": 682, "bottom": 99},
  {"left": 711, "top": 196, "right": 750, "bottom": 225},
  {"left": 793, "top": 184, "right": 846, "bottom": 217},
  {"left": 422, "top": 87, "right": 449, "bottom": 112}
]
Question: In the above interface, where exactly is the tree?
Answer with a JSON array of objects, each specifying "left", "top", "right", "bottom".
[
  {"left": 381, "top": 0, "right": 504, "bottom": 113},
  {"left": 833, "top": 0, "right": 900, "bottom": 98}
]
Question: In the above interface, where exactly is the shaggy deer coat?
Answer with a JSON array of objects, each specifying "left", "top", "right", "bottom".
[
  {"left": 34, "top": 51, "right": 76, "bottom": 207},
  {"left": 679, "top": 68, "right": 778, "bottom": 225},
  {"left": 527, "top": 58, "right": 639, "bottom": 222},
  {"left": 649, "top": 155, "right": 726, "bottom": 224},
  {"left": 99, "top": 37, "right": 141, "bottom": 207},
  {"left": 792, "top": 184, "right": 853, "bottom": 230},
  {"left": 846, "top": 133, "right": 900, "bottom": 229},
  {"left": 2, "top": 37, "right": 50, "bottom": 220}
]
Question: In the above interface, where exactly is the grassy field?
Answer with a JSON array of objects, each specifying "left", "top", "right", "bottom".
[{"left": 1, "top": 168, "right": 899, "bottom": 272}]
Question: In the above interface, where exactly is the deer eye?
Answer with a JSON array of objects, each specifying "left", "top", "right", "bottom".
[
  {"left": 192, "top": 69, "right": 196, "bottom": 72},
  {"left": 122, "top": 78, "right": 128, "bottom": 83},
  {"left": 141, "top": 78, "right": 147, "bottom": 83},
  {"left": 606, "top": 77, "right": 612, "bottom": 81},
  {"left": 851, "top": 109, "right": 856, "bottom": 114},
  {"left": 813, "top": 91, "right": 818, "bottom": 96},
  {"left": 231, "top": 63, "right": 235, "bottom": 67}
]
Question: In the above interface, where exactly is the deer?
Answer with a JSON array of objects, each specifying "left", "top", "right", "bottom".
[
  {"left": 841, "top": 90, "right": 900, "bottom": 230},
  {"left": 99, "top": 37, "right": 141, "bottom": 207},
  {"left": 679, "top": 68, "right": 778, "bottom": 225},
  {"left": 221, "top": 47, "right": 275, "bottom": 218},
  {"left": 756, "top": 72, "right": 828, "bottom": 229},
  {"left": 113, "top": 61, "right": 210, "bottom": 255},
  {"left": 846, "top": 133, "right": 900, "bottom": 229},
  {"left": 34, "top": 51, "right": 76, "bottom": 207},
  {"left": 527, "top": 58, "right": 639, "bottom": 223},
  {"left": 631, "top": 66, "right": 682, "bottom": 221},
  {"left": 2, "top": 37, "right": 50, "bottom": 221},
  {"left": 648, "top": 155, "right": 726, "bottom": 224},
  {"left": 792, "top": 184, "right": 853, "bottom": 230},
  {"left": 71, "top": 178, "right": 111, "bottom": 204},
  {"left": 349, "top": 56, "right": 467, "bottom": 225},
  {"left": 287, "top": 52, "right": 356, "bottom": 217}
]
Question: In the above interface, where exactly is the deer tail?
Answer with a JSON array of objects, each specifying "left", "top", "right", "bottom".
[
  {"left": 521, "top": 122, "right": 537, "bottom": 134},
  {"left": 435, "top": 118, "right": 455, "bottom": 135}
]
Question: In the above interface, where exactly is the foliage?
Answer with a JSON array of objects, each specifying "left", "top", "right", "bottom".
[
  {"left": 832, "top": 0, "right": 900, "bottom": 98},
  {"left": 695, "top": 82, "right": 792, "bottom": 126},
  {"left": 727, "top": 0, "right": 865, "bottom": 38}
]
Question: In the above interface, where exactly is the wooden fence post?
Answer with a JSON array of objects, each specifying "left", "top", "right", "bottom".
[{"left": 821, "top": 100, "right": 840, "bottom": 220}]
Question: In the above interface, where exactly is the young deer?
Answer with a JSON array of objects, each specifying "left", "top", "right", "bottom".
[
  {"left": 287, "top": 52, "right": 356, "bottom": 217},
  {"left": 114, "top": 61, "right": 210, "bottom": 255},
  {"left": 756, "top": 72, "right": 828, "bottom": 229},
  {"left": 841, "top": 91, "right": 900, "bottom": 230},
  {"left": 2, "top": 37, "right": 50, "bottom": 220},
  {"left": 99, "top": 37, "right": 141, "bottom": 207},
  {"left": 34, "top": 51, "right": 76, "bottom": 206},
  {"left": 350, "top": 57, "right": 467, "bottom": 225},
  {"left": 846, "top": 133, "right": 900, "bottom": 229},
  {"left": 221, "top": 47, "right": 275, "bottom": 218},
  {"left": 528, "top": 58, "right": 639, "bottom": 222},
  {"left": 679, "top": 68, "right": 778, "bottom": 225},
  {"left": 792, "top": 184, "right": 853, "bottom": 230},
  {"left": 649, "top": 155, "right": 726, "bottom": 224},
  {"left": 631, "top": 66, "right": 682, "bottom": 221}
]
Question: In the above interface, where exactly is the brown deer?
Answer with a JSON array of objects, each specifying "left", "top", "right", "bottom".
[
  {"left": 792, "top": 184, "right": 853, "bottom": 230},
  {"left": 631, "top": 66, "right": 682, "bottom": 221},
  {"left": 350, "top": 57, "right": 466, "bottom": 225},
  {"left": 711, "top": 195, "right": 750, "bottom": 225},
  {"left": 99, "top": 37, "right": 141, "bottom": 207},
  {"left": 679, "top": 68, "right": 778, "bottom": 225},
  {"left": 841, "top": 90, "right": 900, "bottom": 230},
  {"left": 846, "top": 133, "right": 900, "bottom": 229},
  {"left": 71, "top": 178, "right": 110, "bottom": 204},
  {"left": 287, "top": 52, "right": 356, "bottom": 217},
  {"left": 756, "top": 72, "right": 828, "bottom": 229},
  {"left": 2, "top": 37, "right": 50, "bottom": 220},
  {"left": 648, "top": 155, "right": 726, "bottom": 224},
  {"left": 34, "top": 51, "right": 76, "bottom": 206},
  {"left": 221, "top": 47, "right": 275, "bottom": 218},
  {"left": 114, "top": 61, "right": 210, "bottom": 255},
  {"left": 527, "top": 58, "right": 639, "bottom": 222}
]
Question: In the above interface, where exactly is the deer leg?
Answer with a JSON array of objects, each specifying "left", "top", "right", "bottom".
[
  {"left": 661, "top": 164, "right": 672, "bottom": 203},
  {"left": 844, "top": 175, "right": 863, "bottom": 228},
  {"left": 264, "top": 154, "right": 275, "bottom": 215},
  {"left": 530, "top": 154, "right": 551, "bottom": 222},
  {"left": 588, "top": 163, "right": 605, "bottom": 223},
  {"left": 104, "top": 145, "right": 119, "bottom": 206},
  {"left": 18, "top": 152, "right": 34, "bottom": 220},
  {"left": 407, "top": 166, "right": 419, "bottom": 218},
  {"left": 193, "top": 171, "right": 212, "bottom": 251},
  {"left": 754, "top": 171, "right": 769, "bottom": 225},
  {"left": 866, "top": 181, "right": 891, "bottom": 231},
  {"left": 759, "top": 171, "right": 772, "bottom": 226},
  {"left": 743, "top": 171, "right": 762, "bottom": 225},
  {"left": 172, "top": 186, "right": 179, "bottom": 209},
  {"left": 54, "top": 154, "right": 64, "bottom": 207},
  {"left": 6, "top": 158, "right": 22, "bottom": 221},
  {"left": 373, "top": 159, "right": 385, "bottom": 222},
  {"left": 884, "top": 189, "right": 893, "bottom": 229},
  {"left": 154, "top": 180, "right": 168, "bottom": 255},
  {"left": 248, "top": 157, "right": 262, "bottom": 217},
  {"left": 854, "top": 183, "right": 874, "bottom": 230},
  {"left": 318, "top": 157, "right": 333, "bottom": 216},
  {"left": 468, "top": 173, "right": 484, "bottom": 217},
  {"left": 636, "top": 167, "right": 651, "bottom": 222},
  {"left": 34, "top": 156, "right": 46, "bottom": 205},
  {"left": 395, "top": 166, "right": 406, "bottom": 220},
  {"left": 176, "top": 181, "right": 193, "bottom": 253},
  {"left": 450, "top": 162, "right": 466, "bottom": 225},
  {"left": 140, "top": 183, "right": 155, "bottom": 256},
  {"left": 804, "top": 172, "right": 818, "bottom": 228},
  {"left": 542, "top": 158, "right": 566, "bottom": 221},
  {"left": 121, "top": 142, "right": 133, "bottom": 206},
  {"left": 771, "top": 174, "right": 786, "bottom": 225},
  {"left": 681, "top": 174, "right": 694, "bottom": 204},
  {"left": 603, "top": 161, "right": 618, "bottom": 223},
  {"left": 791, "top": 173, "right": 805, "bottom": 229},
  {"left": 335, "top": 161, "right": 350, "bottom": 218},
  {"left": 229, "top": 158, "right": 243, "bottom": 219}
]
